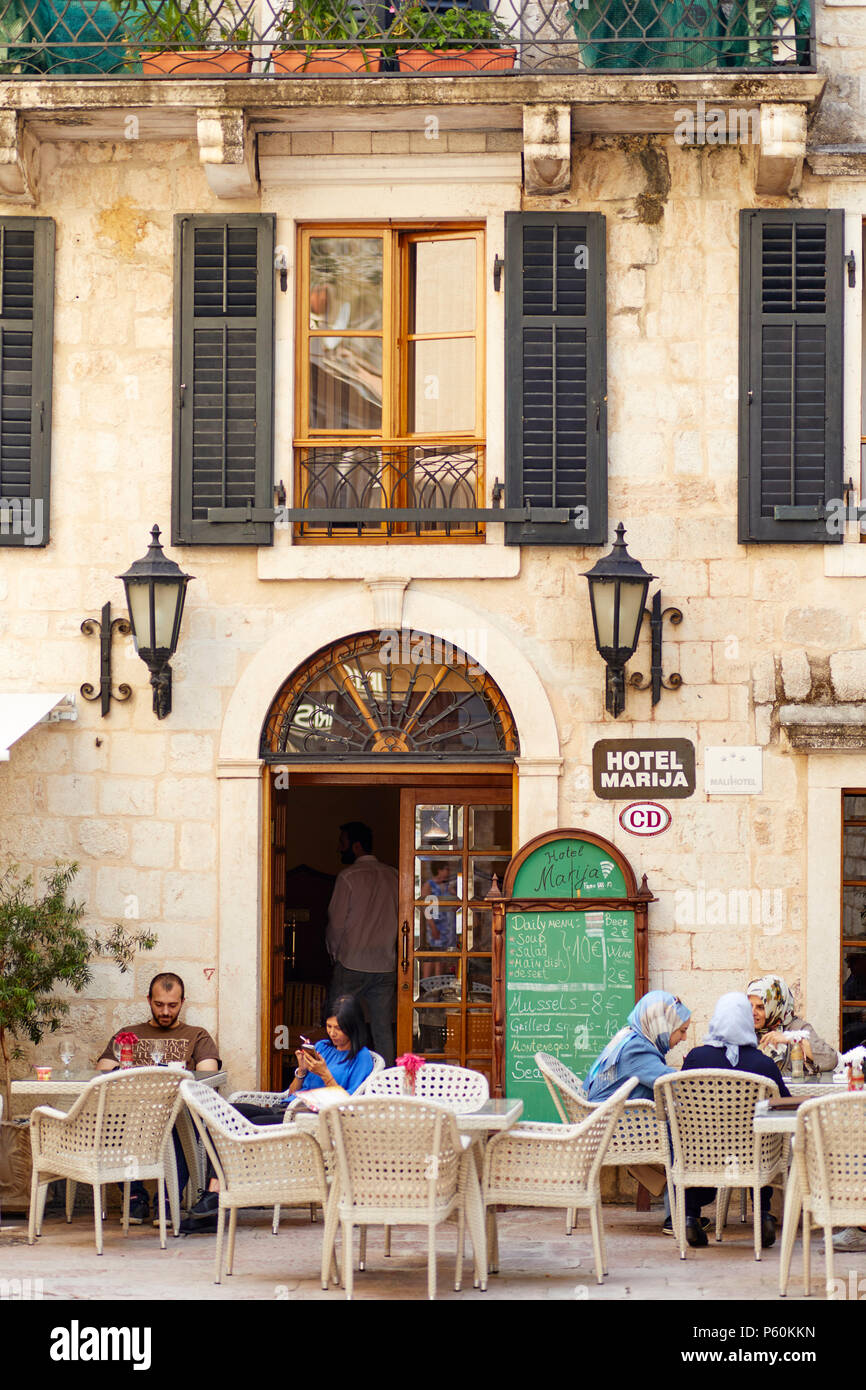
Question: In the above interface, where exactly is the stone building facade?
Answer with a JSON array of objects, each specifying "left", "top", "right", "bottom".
[{"left": 0, "top": 0, "right": 865, "bottom": 1088}]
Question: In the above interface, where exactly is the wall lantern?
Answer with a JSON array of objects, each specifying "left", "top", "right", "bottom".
[
  {"left": 118, "top": 525, "right": 193, "bottom": 720},
  {"left": 583, "top": 523, "right": 681, "bottom": 718}
]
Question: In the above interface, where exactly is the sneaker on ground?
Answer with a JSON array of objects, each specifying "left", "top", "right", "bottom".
[
  {"left": 127, "top": 1195, "right": 149, "bottom": 1225},
  {"left": 178, "top": 1190, "right": 220, "bottom": 1234},
  {"left": 832, "top": 1227, "right": 866, "bottom": 1251}
]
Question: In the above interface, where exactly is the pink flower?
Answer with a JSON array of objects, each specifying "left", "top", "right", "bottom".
[
  {"left": 115, "top": 1031, "right": 139, "bottom": 1047},
  {"left": 396, "top": 1052, "right": 426, "bottom": 1075}
]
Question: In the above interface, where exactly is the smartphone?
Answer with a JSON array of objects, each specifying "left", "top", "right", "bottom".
[{"left": 299, "top": 1035, "right": 320, "bottom": 1058}]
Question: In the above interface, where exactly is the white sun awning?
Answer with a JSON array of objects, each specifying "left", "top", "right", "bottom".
[{"left": 0, "top": 693, "right": 65, "bottom": 761}]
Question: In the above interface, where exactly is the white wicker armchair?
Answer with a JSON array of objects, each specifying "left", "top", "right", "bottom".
[
  {"left": 535, "top": 1051, "right": 669, "bottom": 1232},
  {"left": 481, "top": 1076, "right": 638, "bottom": 1284},
  {"left": 362, "top": 1063, "right": 489, "bottom": 1110},
  {"left": 181, "top": 1079, "right": 335, "bottom": 1286},
  {"left": 320, "top": 1095, "right": 487, "bottom": 1300},
  {"left": 28, "top": 1068, "right": 186, "bottom": 1254},
  {"left": 779, "top": 1091, "right": 866, "bottom": 1298},
  {"left": 654, "top": 1069, "right": 787, "bottom": 1260}
]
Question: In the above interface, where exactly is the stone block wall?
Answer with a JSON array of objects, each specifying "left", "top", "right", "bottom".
[{"left": 0, "top": 129, "right": 861, "bottom": 1081}]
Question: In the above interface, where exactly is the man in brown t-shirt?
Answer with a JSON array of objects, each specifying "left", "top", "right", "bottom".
[
  {"left": 96, "top": 972, "right": 220, "bottom": 1223},
  {"left": 97, "top": 972, "right": 220, "bottom": 1072}
]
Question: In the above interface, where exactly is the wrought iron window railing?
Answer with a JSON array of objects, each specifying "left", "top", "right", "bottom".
[
  {"left": 0, "top": 0, "right": 815, "bottom": 78},
  {"left": 293, "top": 443, "right": 485, "bottom": 537}
]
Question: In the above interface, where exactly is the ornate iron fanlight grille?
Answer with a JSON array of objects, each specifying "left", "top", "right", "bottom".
[{"left": 261, "top": 630, "right": 518, "bottom": 762}]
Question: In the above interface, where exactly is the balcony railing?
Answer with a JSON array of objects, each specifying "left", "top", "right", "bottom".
[
  {"left": 0, "top": 0, "right": 815, "bottom": 78},
  {"left": 293, "top": 444, "right": 485, "bottom": 537}
]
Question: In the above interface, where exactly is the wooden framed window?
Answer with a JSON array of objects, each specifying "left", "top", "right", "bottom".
[
  {"left": 294, "top": 223, "right": 485, "bottom": 541},
  {"left": 841, "top": 793, "right": 866, "bottom": 1053}
]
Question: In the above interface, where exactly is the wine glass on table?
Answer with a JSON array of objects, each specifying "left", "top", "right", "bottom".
[
  {"left": 58, "top": 1034, "right": 75, "bottom": 1078},
  {"left": 149, "top": 1038, "right": 167, "bottom": 1066}
]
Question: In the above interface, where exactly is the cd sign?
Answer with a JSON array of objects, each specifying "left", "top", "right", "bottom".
[{"left": 618, "top": 802, "right": 672, "bottom": 837}]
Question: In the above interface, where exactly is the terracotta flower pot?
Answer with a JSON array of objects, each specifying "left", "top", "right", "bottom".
[
  {"left": 271, "top": 48, "right": 382, "bottom": 73},
  {"left": 397, "top": 46, "right": 515, "bottom": 73},
  {"left": 139, "top": 48, "right": 253, "bottom": 74}
]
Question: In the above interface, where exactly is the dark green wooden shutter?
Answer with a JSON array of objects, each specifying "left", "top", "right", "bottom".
[
  {"left": 172, "top": 215, "right": 275, "bottom": 546},
  {"left": 0, "top": 218, "right": 54, "bottom": 549},
  {"left": 504, "top": 211, "right": 607, "bottom": 546},
  {"left": 739, "top": 209, "right": 844, "bottom": 544}
]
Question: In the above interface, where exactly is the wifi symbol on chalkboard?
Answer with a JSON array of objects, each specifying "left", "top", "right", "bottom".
[{"left": 599, "top": 861, "right": 615, "bottom": 879}]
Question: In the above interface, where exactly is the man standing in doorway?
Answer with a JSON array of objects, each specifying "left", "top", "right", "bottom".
[{"left": 326, "top": 821, "right": 398, "bottom": 1065}]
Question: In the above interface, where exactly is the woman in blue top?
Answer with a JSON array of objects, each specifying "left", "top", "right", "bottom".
[
  {"left": 584, "top": 991, "right": 691, "bottom": 1236},
  {"left": 286, "top": 993, "right": 375, "bottom": 1097},
  {"left": 584, "top": 990, "right": 691, "bottom": 1103}
]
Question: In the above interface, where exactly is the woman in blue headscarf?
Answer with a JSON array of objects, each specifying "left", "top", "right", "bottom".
[{"left": 585, "top": 990, "right": 691, "bottom": 1104}]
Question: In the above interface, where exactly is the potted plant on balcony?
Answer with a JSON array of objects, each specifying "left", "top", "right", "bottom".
[
  {"left": 388, "top": 2, "right": 515, "bottom": 73},
  {"left": 108, "top": 0, "right": 253, "bottom": 74},
  {"left": 269, "top": 0, "right": 381, "bottom": 73},
  {"left": 0, "top": 862, "right": 156, "bottom": 1211}
]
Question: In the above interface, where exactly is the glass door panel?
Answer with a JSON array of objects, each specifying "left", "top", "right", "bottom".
[{"left": 399, "top": 787, "right": 511, "bottom": 1069}]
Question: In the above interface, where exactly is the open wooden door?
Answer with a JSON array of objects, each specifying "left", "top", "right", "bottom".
[
  {"left": 268, "top": 788, "right": 288, "bottom": 1090},
  {"left": 397, "top": 786, "right": 512, "bottom": 1086}
]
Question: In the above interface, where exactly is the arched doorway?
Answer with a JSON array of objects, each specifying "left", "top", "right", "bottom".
[{"left": 260, "top": 630, "right": 519, "bottom": 1087}]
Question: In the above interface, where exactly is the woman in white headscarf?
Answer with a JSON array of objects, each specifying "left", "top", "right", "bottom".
[{"left": 677, "top": 993, "right": 789, "bottom": 1249}]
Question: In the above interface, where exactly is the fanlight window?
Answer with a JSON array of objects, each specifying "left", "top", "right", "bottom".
[{"left": 261, "top": 631, "right": 518, "bottom": 761}]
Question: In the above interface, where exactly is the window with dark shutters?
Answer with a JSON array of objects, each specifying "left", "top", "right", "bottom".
[
  {"left": 738, "top": 209, "right": 844, "bottom": 544},
  {"left": 172, "top": 215, "right": 275, "bottom": 546},
  {"left": 0, "top": 218, "right": 53, "bottom": 549},
  {"left": 504, "top": 211, "right": 607, "bottom": 546}
]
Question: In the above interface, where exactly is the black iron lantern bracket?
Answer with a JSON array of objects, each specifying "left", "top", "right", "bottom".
[
  {"left": 628, "top": 591, "right": 683, "bottom": 705},
  {"left": 80, "top": 603, "right": 133, "bottom": 718}
]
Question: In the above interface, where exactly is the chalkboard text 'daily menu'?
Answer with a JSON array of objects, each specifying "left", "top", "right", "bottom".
[{"left": 492, "top": 830, "right": 652, "bottom": 1123}]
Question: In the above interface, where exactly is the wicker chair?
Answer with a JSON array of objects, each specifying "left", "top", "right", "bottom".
[
  {"left": 654, "top": 1069, "right": 787, "bottom": 1260},
  {"left": 481, "top": 1076, "right": 638, "bottom": 1284},
  {"left": 359, "top": 1063, "right": 489, "bottom": 1257},
  {"left": 181, "top": 1079, "right": 336, "bottom": 1286},
  {"left": 362, "top": 1063, "right": 489, "bottom": 1110},
  {"left": 28, "top": 1068, "right": 185, "bottom": 1254},
  {"left": 320, "top": 1095, "right": 487, "bottom": 1300},
  {"left": 779, "top": 1091, "right": 866, "bottom": 1298},
  {"left": 535, "top": 1051, "right": 669, "bottom": 1232}
]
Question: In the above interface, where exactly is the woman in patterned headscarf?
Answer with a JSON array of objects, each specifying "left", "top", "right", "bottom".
[{"left": 746, "top": 974, "right": 838, "bottom": 1074}]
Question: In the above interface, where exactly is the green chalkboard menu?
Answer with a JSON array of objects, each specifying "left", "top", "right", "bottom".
[{"left": 492, "top": 829, "right": 651, "bottom": 1122}]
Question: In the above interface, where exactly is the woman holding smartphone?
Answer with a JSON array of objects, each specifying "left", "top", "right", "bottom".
[{"left": 288, "top": 993, "right": 375, "bottom": 1096}]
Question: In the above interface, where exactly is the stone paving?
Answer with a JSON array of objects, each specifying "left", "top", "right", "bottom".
[{"left": 1, "top": 1201, "right": 862, "bottom": 1303}]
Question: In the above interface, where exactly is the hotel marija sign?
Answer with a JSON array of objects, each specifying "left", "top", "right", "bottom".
[{"left": 592, "top": 738, "right": 696, "bottom": 800}]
